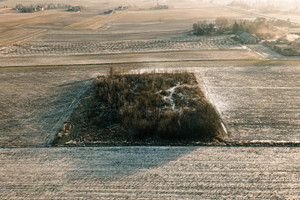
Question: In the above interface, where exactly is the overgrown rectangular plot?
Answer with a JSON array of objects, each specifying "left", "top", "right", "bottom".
[{"left": 53, "top": 72, "right": 223, "bottom": 146}]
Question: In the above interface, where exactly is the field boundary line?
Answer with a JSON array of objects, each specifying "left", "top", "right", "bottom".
[
  {"left": 41, "top": 79, "right": 94, "bottom": 147},
  {"left": 194, "top": 72, "right": 229, "bottom": 142},
  {"left": 2, "top": 59, "right": 300, "bottom": 70},
  {"left": 251, "top": 50, "right": 269, "bottom": 60},
  {"left": 0, "top": 59, "right": 268, "bottom": 69}
]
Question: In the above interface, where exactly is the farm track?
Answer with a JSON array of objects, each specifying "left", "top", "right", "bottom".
[{"left": 0, "top": 51, "right": 261, "bottom": 67}]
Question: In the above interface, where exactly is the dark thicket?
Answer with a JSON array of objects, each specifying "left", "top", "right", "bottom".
[{"left": 53, "top": 72, "right": 222, "bottom": 146}]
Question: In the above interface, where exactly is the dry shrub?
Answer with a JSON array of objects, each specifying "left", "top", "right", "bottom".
[
  {"left": 53, "top": 72, "right": 222, "bottom": 146},
  {"left": 95, "top": 72, "right": 221, "bottom": 141}
]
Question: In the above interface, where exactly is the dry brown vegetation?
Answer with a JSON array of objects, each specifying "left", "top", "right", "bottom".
[{"left": 52, "top": 72, "right": 223, "bottom": 146}]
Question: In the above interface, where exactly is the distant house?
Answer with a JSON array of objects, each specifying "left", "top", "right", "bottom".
[
  {"left": 116, "top": 6, "right": 128, "bottom": 10},
  {"left": 103, "top": 9, "right": 114, "bottom": 15},
  {"left": 68, "top": 6, "right": 82, "bottom": 12},
  {"left": 238, "top": 32, "right": 257, "bottom": 44},
  {"left": 37, "top": 5, "right": 44, "bottom": 11}
]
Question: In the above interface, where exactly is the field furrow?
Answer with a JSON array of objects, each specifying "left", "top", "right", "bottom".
[
  {"left": 0, "top": 37, "right": 243, "bottom": 56},
  {"left": 0, "top": 29, "right": 46, "bottom": 48},
  {"left": 66, "top": 11, "right": 127, "bottom": 30},
  {"left": 1, "top": 147, "right": 299, "bottom": 199}
]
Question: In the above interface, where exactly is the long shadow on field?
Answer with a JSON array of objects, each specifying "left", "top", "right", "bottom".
[
  {"left": 40, "top": 78, "right": 94, "bottom": 146},
  {"left": 64, "top": 146, "right": 198, "bottom": 184},
  {"left": 0, "top": 77, "right": 94, "bottom": 147},
  {"left": 0, "top": 146, "right": 198, "bottom": 198}
]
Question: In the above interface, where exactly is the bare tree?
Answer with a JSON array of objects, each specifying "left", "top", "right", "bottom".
[{"left": 215, "top": 17, "right": 229, "bottom": 31}]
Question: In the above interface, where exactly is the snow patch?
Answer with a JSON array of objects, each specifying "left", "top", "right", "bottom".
[{"left": 162, "top": 82, "right": 181, "bottom": 110}]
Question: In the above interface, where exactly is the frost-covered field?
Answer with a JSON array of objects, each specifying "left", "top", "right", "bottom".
[
  {"left": 195, "top": 65, "right": 300, "bottom": 143},
  {"left": 1, "top": 63, "right": 299, "bottom": 147},
  {"left": 1, "top": 146, "right": 299, "bottom": 199},
  {"left": 1, "top": 0, "right": 299, "bottom": 198}
]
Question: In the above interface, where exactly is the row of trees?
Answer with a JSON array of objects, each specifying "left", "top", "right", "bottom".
[
  {"left": 14, "top": 4, "right": 83, "bottom": 13},
  {"left": 150, "top": 4, "right": 169, "bottom": 10},
  {"left": 193, "top": 17, "right": 285, "bottom": 38},
  {"left": 232, "top": 18, "right": 284, "bottom": 39},
  {"left": 193, "top": 17, "right": 231, "bottom": 35}
]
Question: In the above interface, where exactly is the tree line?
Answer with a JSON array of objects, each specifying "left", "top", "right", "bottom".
[
  {"left": 193, "top": 17, "right": 287, "bottom": 39},
  {"left": 14, "top": 4, "right": 84, "bottom": 13}
]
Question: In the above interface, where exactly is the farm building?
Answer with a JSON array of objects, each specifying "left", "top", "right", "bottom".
[
  {"left": 238, "top": 32, "right": 257, "bottom": 44},
  {"left": 103, "top": 9, "right": 114, "bottom": 15},
  {"left": 116, "top": 6, "right": 128, "bottom": 10}
]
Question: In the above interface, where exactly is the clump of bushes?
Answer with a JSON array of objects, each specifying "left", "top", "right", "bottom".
[
  {"left": 53, "top": 72, "right": 223, "bottom": 146},
  {"left": 193, "top": 17, "right": 234, "bottom": 36},
  {"left": 67, "top": 6, "right": 84, "bottom": 12},
  {"left": 150, "top": 4, "right": 169, "bottom": 10}
]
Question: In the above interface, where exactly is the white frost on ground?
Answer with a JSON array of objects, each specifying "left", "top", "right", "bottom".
[
  {"left": 241, "top": 45, "right": 249, "bottom": 50},
  {"left": 167, "top": 82, "right": 180, "bottom": 110},
  {"left": 134, "top": 68, "right": 167, "bottom": 74},
  {"left": 159, "top": 82, "right": 199, "bottom": 112},
  {"left": 1, "top": 147, "right": 300, "bottom": 199},
  {"left": 160, "top": 82, "right": 180, "bottom": 110}
]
